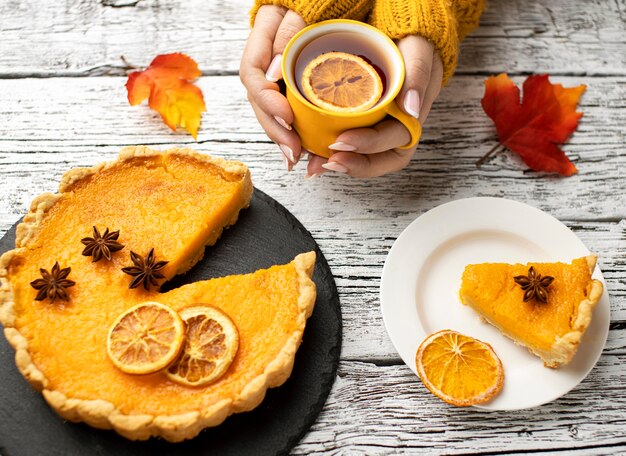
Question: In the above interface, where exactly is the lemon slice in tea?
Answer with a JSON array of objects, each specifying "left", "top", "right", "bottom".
[
  {"left": 301, "top": 51, "right": 383, "bottom": 113},
  {"left": 107, "top": 301, "right": 185, "bottom": 375},
  {"left": 166, "top": 305, "right": 239, "bottom": 387},
  {"left": 415, "top": 330, "right": 504, "bottom": 406}
]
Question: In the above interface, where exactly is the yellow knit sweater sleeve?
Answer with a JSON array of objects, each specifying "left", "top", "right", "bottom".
[
  {"left": 369, "top": 0, "right": 484, "bottom": 84},
  {"left": 250, "top": 0, "right": 373, "bottom": 27}
]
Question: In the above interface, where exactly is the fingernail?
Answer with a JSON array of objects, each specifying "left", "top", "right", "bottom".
[
  {"left": 321, "top": 162, "right": 349, "bottom": 174},
  {"left": 279, "top": 143, "right": 295, "bottom": 163},
  {"left": 404, "top": 89, "right": 420, "bottom": 119},
  {"left": 328, "top": 141, "right": 356, "bottom": 152},
  {"left": 305, "top": 173, "right": 320, "bottom": 179},
  {"left": 265, "top": 55, "right": 283, "bottom": 82},
  {"left": 274, "top": 116, "right": 292, "bottom": 131},
  {"left": 282, "top": 154, "right": 293, "bottom": 172}
]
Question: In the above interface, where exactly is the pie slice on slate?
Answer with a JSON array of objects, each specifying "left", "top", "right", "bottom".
[{"left": 0, "top": 146, "right": 316, "bottom": 441}]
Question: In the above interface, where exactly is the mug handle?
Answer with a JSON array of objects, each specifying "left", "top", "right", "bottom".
[{"left": 384, "top": 102, "right": 422, "bottom": 150}]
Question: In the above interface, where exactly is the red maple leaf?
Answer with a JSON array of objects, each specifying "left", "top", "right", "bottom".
[
  {"left": 126, "top": 53, "right": 206, "bottom": 139},
  {"left": 480, "top": 73, "right": 586, "bottom": 176}
]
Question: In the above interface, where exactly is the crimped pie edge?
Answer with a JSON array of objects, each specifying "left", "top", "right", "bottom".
[
  {"left": 460, "top": 255, "right": 603, "bottom": 368},
  {"left": 40, "top": 251, "right": 316, "bottom": 442},
  {"left": 544, "top": 254, "right": 603, "bottom": 368},
  {"left": 14, "top": 146, "right": 250, "bottom": 250},
  {"left": 0, "top": 147, "right": 317, "bottom": 441}
]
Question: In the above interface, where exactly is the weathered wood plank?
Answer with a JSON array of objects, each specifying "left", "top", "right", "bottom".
[
  {"left": 0, "top": 0, "right": 624, "bottom": 77},
  {"left": 0, "top": 75, "right": 624, "bottom": 220},
  {"left": 2, "top": 0, "right": 625, "bottom": 452},
  {"left": 0, "top": 0, "right": 252, "bottom": 76},
  {"left": 0, "top": 74, "right": 624, "bottom": 363},
  {"left": 1, "top": 141, "right": 625, "bottom": 361},
  {"left": 294, "top": 357, "right": 626, "bottom": 454}
]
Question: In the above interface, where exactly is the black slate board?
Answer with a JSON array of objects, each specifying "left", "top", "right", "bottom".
[{"left": 0, "top": 188, "right": 341, "bottom": 456}]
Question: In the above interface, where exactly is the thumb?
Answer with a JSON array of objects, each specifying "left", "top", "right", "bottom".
[
  {"left": 272, "top": 10, "right": 307, "bottom": 57},
  {"left": 396, "top": 35, "right": 435, "bottom": 120}
]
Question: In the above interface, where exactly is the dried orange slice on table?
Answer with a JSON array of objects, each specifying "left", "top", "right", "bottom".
[
  {"left": 302, "top": 51, "right": 383, "bottom": 113},
  {"left": 107, "top": 301, "right": 185, "bottom": 375},
  {"left": 415, "top": 330, "right": 504, "bottom": 406},
  {"left": 166, "top": 305, "right": 239, "bottom": 386}
]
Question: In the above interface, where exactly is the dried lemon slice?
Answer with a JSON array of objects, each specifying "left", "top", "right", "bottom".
[
  {"left": 107, "top": 301, "right": 185, "bottom": 375},
  {"left": 301, "top": 51, "right": 383, "bottom": 113},
  {"left": 166, "top": 305, "right": 239, "bottom": 387},
  {"left": 415, "top": 330, "right": 504, "bottom": 406}
]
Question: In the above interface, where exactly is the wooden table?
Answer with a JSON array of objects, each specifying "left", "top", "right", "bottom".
[{"left": 1, "top": 0, "right": 625, "bottom": 453}]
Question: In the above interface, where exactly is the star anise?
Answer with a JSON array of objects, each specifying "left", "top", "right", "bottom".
[
  {"left": 30, "top": 262, "right": 76, "bottom": 302},
  {"left": 81, "top": 226, "right": 124, "bottom": 262},
  {"left": 121, "top": 248, "right": 169, "bottom": 290},
  {"left": 514, "top": 266, "right": 554, "bottom": 304}
]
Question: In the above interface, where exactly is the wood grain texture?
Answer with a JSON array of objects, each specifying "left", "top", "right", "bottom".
[
  {"left": 1, "top": 0, "right": 625, "bottom": 453},
  {"left": 294, "top": 358, "right": 626, "bottom": 455},
  {"left": 0, "top": 0, "right": 624, "bottom": 77},
  {"left": 0, "top": 75, "right": 625, "bottom": 363},
  {"left": 0, "top": 75, "right": 624, "bottom": 221}
]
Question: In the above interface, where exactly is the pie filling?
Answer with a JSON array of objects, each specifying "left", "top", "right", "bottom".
[
  {"left": 0, "top": 148, "right": 318, "bottom": 441},
  {"left": 459, "top": 256, "right": 602, "bottom": 366}
]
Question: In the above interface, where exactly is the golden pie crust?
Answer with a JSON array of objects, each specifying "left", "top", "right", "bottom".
[
  {"left": 460, "top": 255, "right": 603, "bottom": 368},
  {"left": 0, "top": 146, "right": 317, "bottom": 441}
]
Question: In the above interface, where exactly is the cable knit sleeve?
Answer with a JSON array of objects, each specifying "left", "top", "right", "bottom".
[
  {"left": 368, "top": 0, "right": 485, "bottom": 84},
  {"left": 451, "top": 0, "right": 484, "bottom": 40},
  {"left": 250, "top": 0, "right": 373, "bottom": 27}
]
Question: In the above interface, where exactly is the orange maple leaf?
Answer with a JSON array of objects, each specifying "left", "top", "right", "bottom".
[
  {"left": 481, "top": 73, "right": 586, "bottom": 176},
  {"left": 126, "top": 53, "right": 206, "bottom": 139}
]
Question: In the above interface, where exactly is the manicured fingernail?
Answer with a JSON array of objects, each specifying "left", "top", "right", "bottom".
[
  {"left": 305, "top": 173, "right": 320, "bottom": 179},
  {"left": 274, "top": 116, "right": 292, "bottom": 131},
  {"left": 328, "top": 141, "right": 356, "bottom": 152},
  {"left": 282, "top": 154, "right": 293, "bottom": 171},
  {"left": 279, "top": 143, "right": 295, "bottom": 163},
  {"left": 265, "top": 55, "right": 283, "bottom": 82},
  {"left": 321, "top": 162, "right": 349, "bottom": 174},
  {"left": 404, "top": 89, "right": 420, "bottom": 119}
]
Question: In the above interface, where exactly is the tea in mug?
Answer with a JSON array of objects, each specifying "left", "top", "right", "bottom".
[
  {"left": 294, "top": 32, "right": 392, "bottom": 112},
  {"left": 281, "top": 20, "right": 421, "bottom": 157}
]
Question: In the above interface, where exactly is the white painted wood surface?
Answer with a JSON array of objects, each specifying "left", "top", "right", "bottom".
[{"left": 1, "top": 0, "right": 625, "bottom": 454}]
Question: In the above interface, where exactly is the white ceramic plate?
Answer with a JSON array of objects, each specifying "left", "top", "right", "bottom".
[{"left": 380, "top": 197, "right": 610, "bottom": 410}]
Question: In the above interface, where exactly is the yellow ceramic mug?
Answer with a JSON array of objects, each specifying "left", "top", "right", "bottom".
[{"left": 282, "top": 19, "right": 421, "bottom": 158}]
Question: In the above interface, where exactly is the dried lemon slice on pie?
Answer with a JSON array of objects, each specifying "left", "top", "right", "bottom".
[
  {"left": 415, "top": 330, "right": 504, "bottom": 406},
  {"left": 302, "top": 51, "right": 383, "bottom": 113},
  {"left": 107, "top": 301, "right": 185, "bottom": 375},
  {"left": 166, "top": 305, "right": 239, "bottom": 387}
]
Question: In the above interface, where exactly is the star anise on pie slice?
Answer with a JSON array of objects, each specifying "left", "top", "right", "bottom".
[
  {"left": 121, "top": 248, "right": 169, "bottom": 290},
  {"left": 81, "top": 226, "right": 124, "bottom": 262},
  {"left": 514, "top": 266, "right": 554, "bottom": 304},
  {"left": 30, "top": 262, "right": 76, "bottom": 302}
]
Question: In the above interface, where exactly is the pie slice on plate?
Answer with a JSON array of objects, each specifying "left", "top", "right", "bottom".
[
  {"left": 459, "top": 255, "right": 603, "bottom": 368},
  {"left": 0, "top": 146, "right": 317, "bottom": 441}
]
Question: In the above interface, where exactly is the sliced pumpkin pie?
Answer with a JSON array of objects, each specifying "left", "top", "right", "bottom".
[
  {"left": 0, "top": 146, "right": 317, "bottom": 442},
  {"left": 459, "top": 256, "right": 603, "bottom": 368}
]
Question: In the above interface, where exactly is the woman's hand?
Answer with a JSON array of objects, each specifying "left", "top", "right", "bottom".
[
  {"left": 239, "top": 5, "right": 306, "bottom": 170},
  {"left": 307, "top": 35, "right": 443, "bottom": 178}
]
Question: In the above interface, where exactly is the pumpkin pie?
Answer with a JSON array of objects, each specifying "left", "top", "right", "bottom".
[
  {"left": 459, "top": 255, "right": 603, "bottom": 368},
  {"left": 0, "top": 146, "right": 317, "bottom": 442}
]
